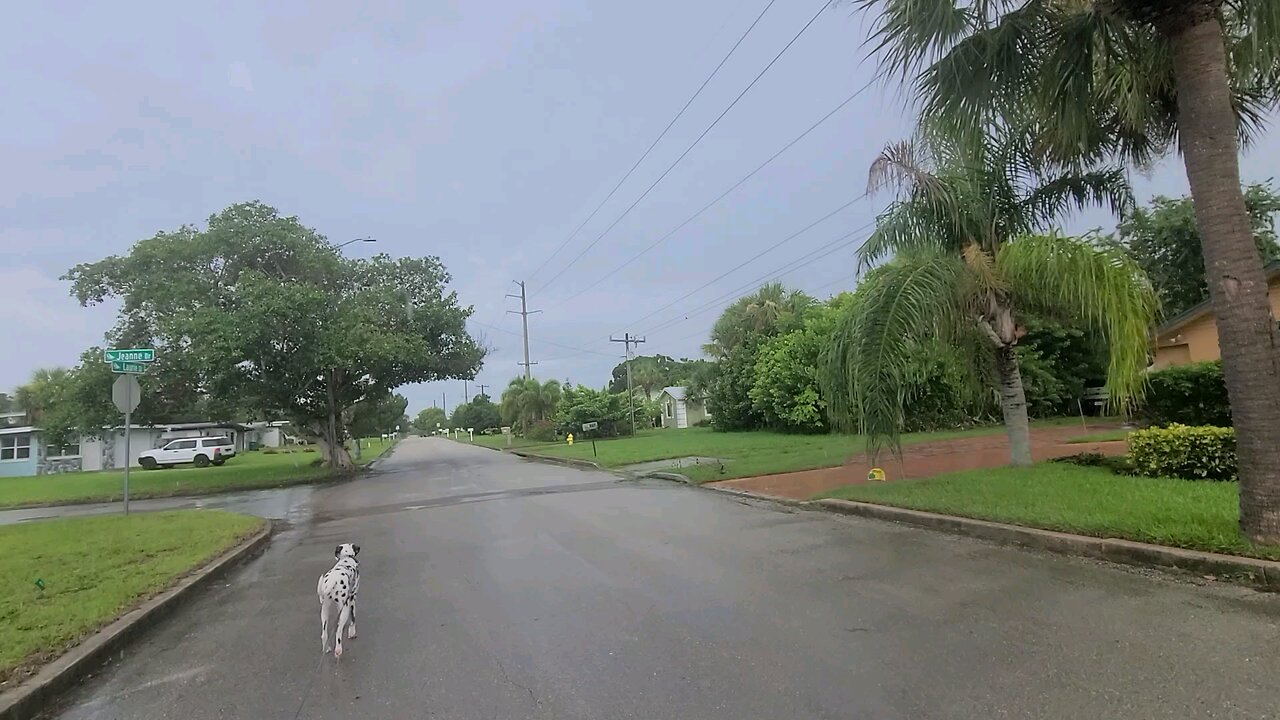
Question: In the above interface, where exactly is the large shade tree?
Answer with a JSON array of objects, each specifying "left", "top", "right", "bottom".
[
  {"left": 855, "top": 0, "right": 1280, "bottom": 541},
  {"left": 65, "top": 202, "right": 483, "bottom": 468},
  {"left": 821, "top": 133, "right": 1157, "bottom": 465}
]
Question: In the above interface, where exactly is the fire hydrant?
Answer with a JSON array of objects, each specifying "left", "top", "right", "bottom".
[{"left": 567, "top": 433, "right": 574, "bottom": 446}]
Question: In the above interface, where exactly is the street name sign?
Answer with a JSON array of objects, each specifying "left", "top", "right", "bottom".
[
  {"left": 111, "top": 361, "right": 148, "bottom": 374},
  {"left": 104, "top": 348, "right": 155, "bottom": 363}
]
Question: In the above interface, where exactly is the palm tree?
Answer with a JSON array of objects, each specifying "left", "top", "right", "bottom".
[
  {"left": 499, "top": 377, "right": 562, "bottom": 436},
  {"left": 855, "top": 0, "right": 1280, "bottom": 541},
  {"left": 702, "top": 284, "right": 815, "bottom": 358},
  {"left": 821, "top": 132, "right": 1157, "bottom": 466},
  {"left": 15, "top": 367, "right": 72, "bottom": 426}
]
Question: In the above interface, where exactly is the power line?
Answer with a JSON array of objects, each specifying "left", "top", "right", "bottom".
[
  {"left": 470, "top": 319, "right": 620, "bottom": 359},
  {"left": 531, "top": 0, "right": 836, "bottom": 295},
  {"left": 550, "top": 78, "right": 876, "bottom": 307},
  {"left": 525, "top": 0, "right": 780, "bottom": 286},
  {"left": 641, "top": 220, "right": 873, "bottom": 337},
  {"left": 615, "top": 192, "right": 864, "bottom": 334}
]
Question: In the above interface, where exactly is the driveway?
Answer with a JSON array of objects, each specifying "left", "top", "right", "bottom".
[{"left": 48, "top": 437, "right": 1280, "bottom": 719}]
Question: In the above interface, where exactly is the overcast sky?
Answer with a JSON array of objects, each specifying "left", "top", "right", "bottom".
[{"left": 3, "top": 0, "right": 1278, "bottom": 417}]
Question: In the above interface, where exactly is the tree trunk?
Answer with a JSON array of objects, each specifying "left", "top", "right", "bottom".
[
  {"left": 995, "top": 345, "right": 1033, "bottom": 467},
  {"left": 1170, "top": 14, "right": 1280, "bottom": 543},
  {"left": 322, "top": 373, "right": 354, "bottom": 470}
]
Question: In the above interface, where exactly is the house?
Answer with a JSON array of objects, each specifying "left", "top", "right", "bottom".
[
  {"left": 1151, "top": 262, "right": 1280, "bottom": 369},
  {"left": 658, "top": 386, "right": 708, "bottom": 429},
  {"left": 0, "top": 414, "right": 290, "bottom": 478}
]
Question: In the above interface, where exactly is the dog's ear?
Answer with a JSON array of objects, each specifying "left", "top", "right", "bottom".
[
  {"left": 335, "top": 545, "right": 342, "bottom": 558},
  {"left": 353, "top": 544, "right": 360, "bottom": 556}
]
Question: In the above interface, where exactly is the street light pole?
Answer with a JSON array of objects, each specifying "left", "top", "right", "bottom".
[{"left": 336, "top": 237, "right": 377, "bottom": 250}]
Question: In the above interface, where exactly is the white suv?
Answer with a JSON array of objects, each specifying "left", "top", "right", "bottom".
[{"left": 138, "top": 436, "right": 236, "bottom": 469}]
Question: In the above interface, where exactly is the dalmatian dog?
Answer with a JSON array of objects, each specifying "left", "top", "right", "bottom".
[{"left": 317, "top": 543, "right": 360, "bottom": 657}]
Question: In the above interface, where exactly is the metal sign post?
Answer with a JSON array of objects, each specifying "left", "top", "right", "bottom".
[
  {"left": 105, "top": 347, "right": 154, "bottom": 515},
  {"left": 112, "top": 375, "right": 142, "bottom": 515}
]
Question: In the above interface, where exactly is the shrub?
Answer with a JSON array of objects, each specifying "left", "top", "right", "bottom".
[
  {"left": 1128, "top": 423, "right": 1236, "bottom": 481},
  {"left": 1140, "top": 361, "right": 1229, "bottom": 426},
  {"left": 525, "top": 420, "right": 556, "bottom": 442}
]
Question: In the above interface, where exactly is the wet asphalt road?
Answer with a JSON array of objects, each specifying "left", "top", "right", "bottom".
[{"left": 49, "top": 437, "right": 1280, "bottom": 719}]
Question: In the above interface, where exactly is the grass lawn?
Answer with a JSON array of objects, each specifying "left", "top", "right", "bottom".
[
  {"left": 350, "top": 436, "right": 396, "bottom": 466},
  {"left": 1066, "top": 429, "right": 1131, "bottom": 444},
  {"left": 0, "top": 437, "right": 397, "bottom": 510},
  {"left": 461, "top": 419, "right": 1098, "bottom": 483},
  {"left": 823, "top": 463, "right": 1280, "bottom": 560},
  {"left": 0, "top": 510, "right": 265, "bottom": 683}
]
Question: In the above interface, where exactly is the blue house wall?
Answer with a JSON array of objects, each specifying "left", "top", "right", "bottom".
[{"left": 0, "top": 429, "right": 40, "bottom": 478}]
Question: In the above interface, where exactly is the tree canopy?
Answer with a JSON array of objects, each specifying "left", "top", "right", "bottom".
[
  {"left": 64, "top": 201, "right": 483, "bottom": 467},
  {"left": 1110, "top": 182, "right": 1280, "bottom": 318}
]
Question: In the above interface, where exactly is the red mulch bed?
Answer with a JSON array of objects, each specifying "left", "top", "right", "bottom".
[{"left": 709, "top": 425, "right": 1128, "bottom": 500}]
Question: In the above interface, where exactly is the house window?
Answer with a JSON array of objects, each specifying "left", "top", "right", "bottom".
[
  {"left": 1, "top": 434, "right": 32, "bottom": 461},
  {"left": 665, "top": 400, "right": 674, "bottom": 418}
]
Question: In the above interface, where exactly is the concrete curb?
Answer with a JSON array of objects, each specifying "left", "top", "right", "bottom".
[
  {"left": 510, "top": 450, "right": 608, "bottom": 472},
  {"left": 0, "top": 522, "right": 275, "bottom": 720},
  {"left": 813, "top": 499, "right": 1280, "bottom": 591}
]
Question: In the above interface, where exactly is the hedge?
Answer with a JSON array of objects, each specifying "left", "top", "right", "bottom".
[
  {"left": 1128, "top": 423, "right": 1236, "bottom": 481},
  {"left": 1140, "top": 360, "right": 1230, "bottom": 427}
]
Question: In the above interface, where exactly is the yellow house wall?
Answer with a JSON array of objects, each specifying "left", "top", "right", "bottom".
[{"left": 1152, "top": 277, "right": 1280, "bottom": 368}]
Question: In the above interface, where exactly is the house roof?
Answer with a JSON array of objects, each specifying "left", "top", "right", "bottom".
[
  {"left": 163, "top": 421, "right": 251, "bottom": 431},
  {"left": 660, "top": 386, "right": 686, "bottom": 401},
  {"left": 1158, "top": 261, "right": 1280, "bottom": 337},
  {"left": 0, "top": 425, "right": 36, "bottom": 436}
]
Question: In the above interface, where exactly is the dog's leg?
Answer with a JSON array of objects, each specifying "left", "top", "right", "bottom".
[
  {"left": 347, "top": 593, "right": 358, "bottom": 639},
  {"left": 334, "top": 601, "right": 353, "bottom": 658},
  {"left": 320, "top": 598, "right": 332, "bottom": 654}
]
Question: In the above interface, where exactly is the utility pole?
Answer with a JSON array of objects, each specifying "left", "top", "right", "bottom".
[
  {"left": 610, "top": 333, "right": 646, "bottom": 436},
  {"left": 477, "top": 383, "right": 490, "bottom": 400},
  {"left": 507, "top": 281, "right": 541, "bottom": 379},
  {"left": 464, "top": 379, "right": 469, "bottom": 403}
]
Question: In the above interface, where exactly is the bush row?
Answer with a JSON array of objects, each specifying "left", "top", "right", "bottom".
[
  {"left": 1128, "top": 423, "right": 1237, "bottom": 481},
  {"left": 1139, "top": 360, "right": 1229, "bottom": 427}
]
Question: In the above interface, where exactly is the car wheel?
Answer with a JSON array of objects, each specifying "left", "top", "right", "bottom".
[
  {"left": 194, "top": 455, "right": 211, "bottom": 468},
  {"left": 139, "top": 457, "right": 157, "bottom": 470}
]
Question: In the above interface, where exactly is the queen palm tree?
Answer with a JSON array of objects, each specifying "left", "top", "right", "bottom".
[
  {"left": 821, "top": 132, "right": 1157, "bottom": 465},
  {"left": 499, "top": 377, "right": 562, "bottom": 436},
  {"left": 855, "top": 0, "right": 1280, "bottom": 540}
]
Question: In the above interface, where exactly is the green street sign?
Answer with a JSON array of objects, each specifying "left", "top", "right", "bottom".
[
  {"left": 103, "top": 348, "right": 155, "bottom": 363},
  {"left": 111, "top": 361, "right": 148, "bottom": 374}
]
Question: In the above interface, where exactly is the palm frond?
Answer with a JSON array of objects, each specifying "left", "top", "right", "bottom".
[
  {"left": 855, "top": 0, "right": 978, "bottom": 81},
  {"left": 996, "top": 232, "right": 1158, "bottom": 411},
  {"left": 858, "top": 199, "right": 960, "bottom": 267},
  {"left": 1019, "top": 167, "right": 1133, "bottom": 226},
  {"left": 820, "top": 251, "right": 971, "bottom": 458}
]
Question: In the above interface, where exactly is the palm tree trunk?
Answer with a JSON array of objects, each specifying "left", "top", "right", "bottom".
[
  {"left": 1170, "top": 13, "right": 1280, "bottom": 543},
  {"left": 995, "top": 345, "right": 1032, "bottom": 467}
]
